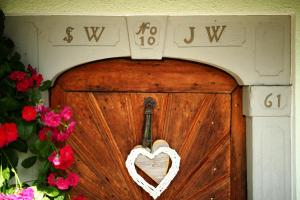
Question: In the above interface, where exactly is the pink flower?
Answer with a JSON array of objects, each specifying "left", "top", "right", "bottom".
[
  {"left": 48, "top": 145, "right": 74, "bottom": 170},
  {"left": 60, "top": 106, "right": 72, "bottom": 121},
  {"left": 0, "top": 187, "right": 34, "bottom": 200},
  {"left": 51, "top": 121, "right": 75, "bottom": 142},
  {"left": 47, "top": 172, "right": 79, "bottom": 191},
  {"left": 20, "top": 187, "right": 34, "bottom": 198},
  {"left": 35, "top": 104, "right": 49, "bottom": 113},
  {"left": 66, "top": 121, "right": 76, "bottom": 134},
  {"left": 48, "top": 152, "right": 61, "bottom": 166},
  {"left": 42, "top": 111, "right": 61, "bottom": 127},
  {"left": 67, "top": 173, "right": 79, "bottom": 187},
  {"left": 55, "top": 177, "right": 69, "bottom": 190}
]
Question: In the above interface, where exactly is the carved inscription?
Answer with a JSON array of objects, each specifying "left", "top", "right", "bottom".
[
  {"left": 135, "top": 22, "right": 159, "bottom": 48},
  {"left": 51, "top": 24, "right": 119, "bottom": 46},
  {"left": 184, "top": 26, "right": 195, "bottom": 44},
  {"left": 264, "top": 93, "right": 281, "bottom": 108},
  {"left": 63, "top": 26, "right": 74, "bottom": 43},
  {"left": 247, "top": 86, "right": 290, "bottom": 116},
  {"left": 175, "top": 23, "right": 245, "bottom": 47},
  {"left": 84, "top": 26, "right": 105, "bottom": 42},
  {"left": 205, "top": 25, "right": 227, "bottom": 42}
]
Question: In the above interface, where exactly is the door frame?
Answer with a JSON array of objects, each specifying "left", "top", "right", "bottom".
[
  {"left": 50, "top": 58, "right": 246, "bottom": 199},
  {"left": 5, "top": 15, "right": 294, "bottom": 200}
]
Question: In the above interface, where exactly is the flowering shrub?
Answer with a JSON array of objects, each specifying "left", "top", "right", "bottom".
[
  {"left": 0, "top": 187, "right": 34, "bottom": 200},
  {"left": 0, "top": 10, "right": 85, "bottom": 199}
]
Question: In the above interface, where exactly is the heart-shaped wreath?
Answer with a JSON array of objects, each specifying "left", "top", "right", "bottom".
[{"left": 126, "top": 142, "right": 180, "bottom": 199}]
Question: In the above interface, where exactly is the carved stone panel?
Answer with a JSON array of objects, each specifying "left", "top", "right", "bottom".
[
  {"left": 50, "top": 24, "right": 120, "bottom": 46},
  {"left": 126, "top": 16, "right": 167, "bottom": 59},
  {"left": 174, "top": 23, "right": 246, "bottom": 47},
  {"left": 243, "top": 86, "right": 291, "bottom": 117},
  {"left": 255, "top": 23, "right": 285, "bottom": 76}
]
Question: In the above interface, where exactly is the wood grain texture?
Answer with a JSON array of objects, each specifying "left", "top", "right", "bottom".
[
  {"left": 231, "top": 88, "right": 247, "bottom": 200},
  {"left": 55, "top": 58, "right": 237, "bottom": 93},
  {"left": 50, "top": 58, "right": 246, "bottom": 199}
]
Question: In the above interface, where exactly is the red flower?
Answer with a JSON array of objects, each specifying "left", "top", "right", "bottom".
[
  {"left": 9, "top": 71, "right": 27, "bottom": 81},
  {"left": 27, "top": 65, "right": 36, "bottom": 74},
  {"left": 22, "top": 106, "right": 37, "bottom": 122},
  {"left": 4, "top": 123, "right": 18, "bottom": 143},
  {"left": 31, "top": 73, "right": 43, "bottom": 87},
  {"left": 48, "top": 145, "right": 74, "bottom": 170},
  {"left": 38, "top": 127, "right": 50, "bottom": 141},
  {"left": 10, "top": 66, "right": 43, "bottom": 92},
  {"left": 72, "top": 195, "right": 87, "bottom": 200},
  {"left": 0, "top": 123, "right": 18, "bottom": 148},
  {"left": 47, "top": 173, "right": 56, "bottom": 186},
  {"left": 55, "top": 177, "right": 69, "bottom": 190},
  {"left": 47, "top": 172, "right": 79, "bottom": 191},
  {"left": 0, "top": 126, "right": 6, "bottom": 148},
  {"left": 66, "top": 173, "right": 79, "bottom": 187},
  {"left": 16, "top": 78, "right": 32, "bottom": 92}
]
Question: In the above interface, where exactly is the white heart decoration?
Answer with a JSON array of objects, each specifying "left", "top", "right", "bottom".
[
  {"left": 134, "top": 140, "right": 170, "bottom": 184},
  {"left": 125, "top": 146, "right": 180, "bottom": 199}
]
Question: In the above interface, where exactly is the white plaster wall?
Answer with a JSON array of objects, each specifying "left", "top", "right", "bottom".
[{"left": 0, "top": 0, "right": 299, "bottom": 199}]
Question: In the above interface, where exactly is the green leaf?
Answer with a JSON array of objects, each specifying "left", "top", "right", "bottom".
[
  {"left": 9, "top": 139, "right": 28, "bottom": 153},
  {"left": 3, "top": 148, "right": 18, "bottom": 168},
  {"left": 0, "top": 96, "right": 20, "bottom": 112},
  {"left": 54, "top": 194, "right": 65, "bottom": 200},
  {"left": 2, "top": 167, "right": 10, "bottom": 181},
  {"left": 0, "top": 78, "right": 16, "bottom": 97},
  {"left": 29, "top": 142, "right": 39, "bottom": 154},
  {"left": 0, "top": 62, "right": 10, "bottom": 78},
  {"left": 21, "top": 156, "right": 37, "bottom": 168},
  {"left": 0, "top": 166, "right": 10, "bottom": 188},
  {"left": 40, "top": 80, "right": 52, "bottom": 91},
  {"left": 42, "top": 197, "right": 50, "bottom": 200},
  {"left": 0, "top": 38, "right": 14, "bottom": 60},
  {"left": 38, "top": 161, "right": 50, "bottom": 178},
  {"left": 38, "top": 141, "right": 52, "bottom": 158},
  {"left": 9, "top": 52, "right": 21, "bottom": 62},
  {"left": 0, "top": 174, "right": 4, "bottom": 188},
  {"left": 40, "top": 186, "right": 60, "bottom": 197},
  {"left": 17, "top": 120, "right": 35, "bottom": 140},
  {"left": 31, "top": 186, "right": 44, "bottom": 200},
  {"left": 5, "top": 187, "right": 16, "bottom": 194},
  {"left": 0, "top": 167, "right": 4, "bottom": 188}
]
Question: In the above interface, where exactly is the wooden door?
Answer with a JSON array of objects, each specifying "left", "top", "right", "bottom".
[{"left": 51, "top": 58, "right": 246, "bottom": 200}]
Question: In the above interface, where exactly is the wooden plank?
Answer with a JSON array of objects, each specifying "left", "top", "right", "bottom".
[
  {"left": 230, "top": 87, "right": 247, "bottom": 200},
  {"left": 54, "top": 58, "right": 237, "bottom": 93},
  {"left": 161, "top": 94, "right": 232, "bottom": 199}
]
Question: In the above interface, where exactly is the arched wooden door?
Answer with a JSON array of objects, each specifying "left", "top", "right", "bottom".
[{"left": 51, "top": 58, "right": 246, "bottom": 200}]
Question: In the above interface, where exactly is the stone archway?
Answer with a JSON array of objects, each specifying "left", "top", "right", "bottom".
[{"left": 5, "top": 15, "right": 293, "bottom": 200}]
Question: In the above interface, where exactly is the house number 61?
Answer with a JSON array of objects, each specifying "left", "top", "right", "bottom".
[{"left": 264, "top": 93, "right": 281, "bottom": 108}]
